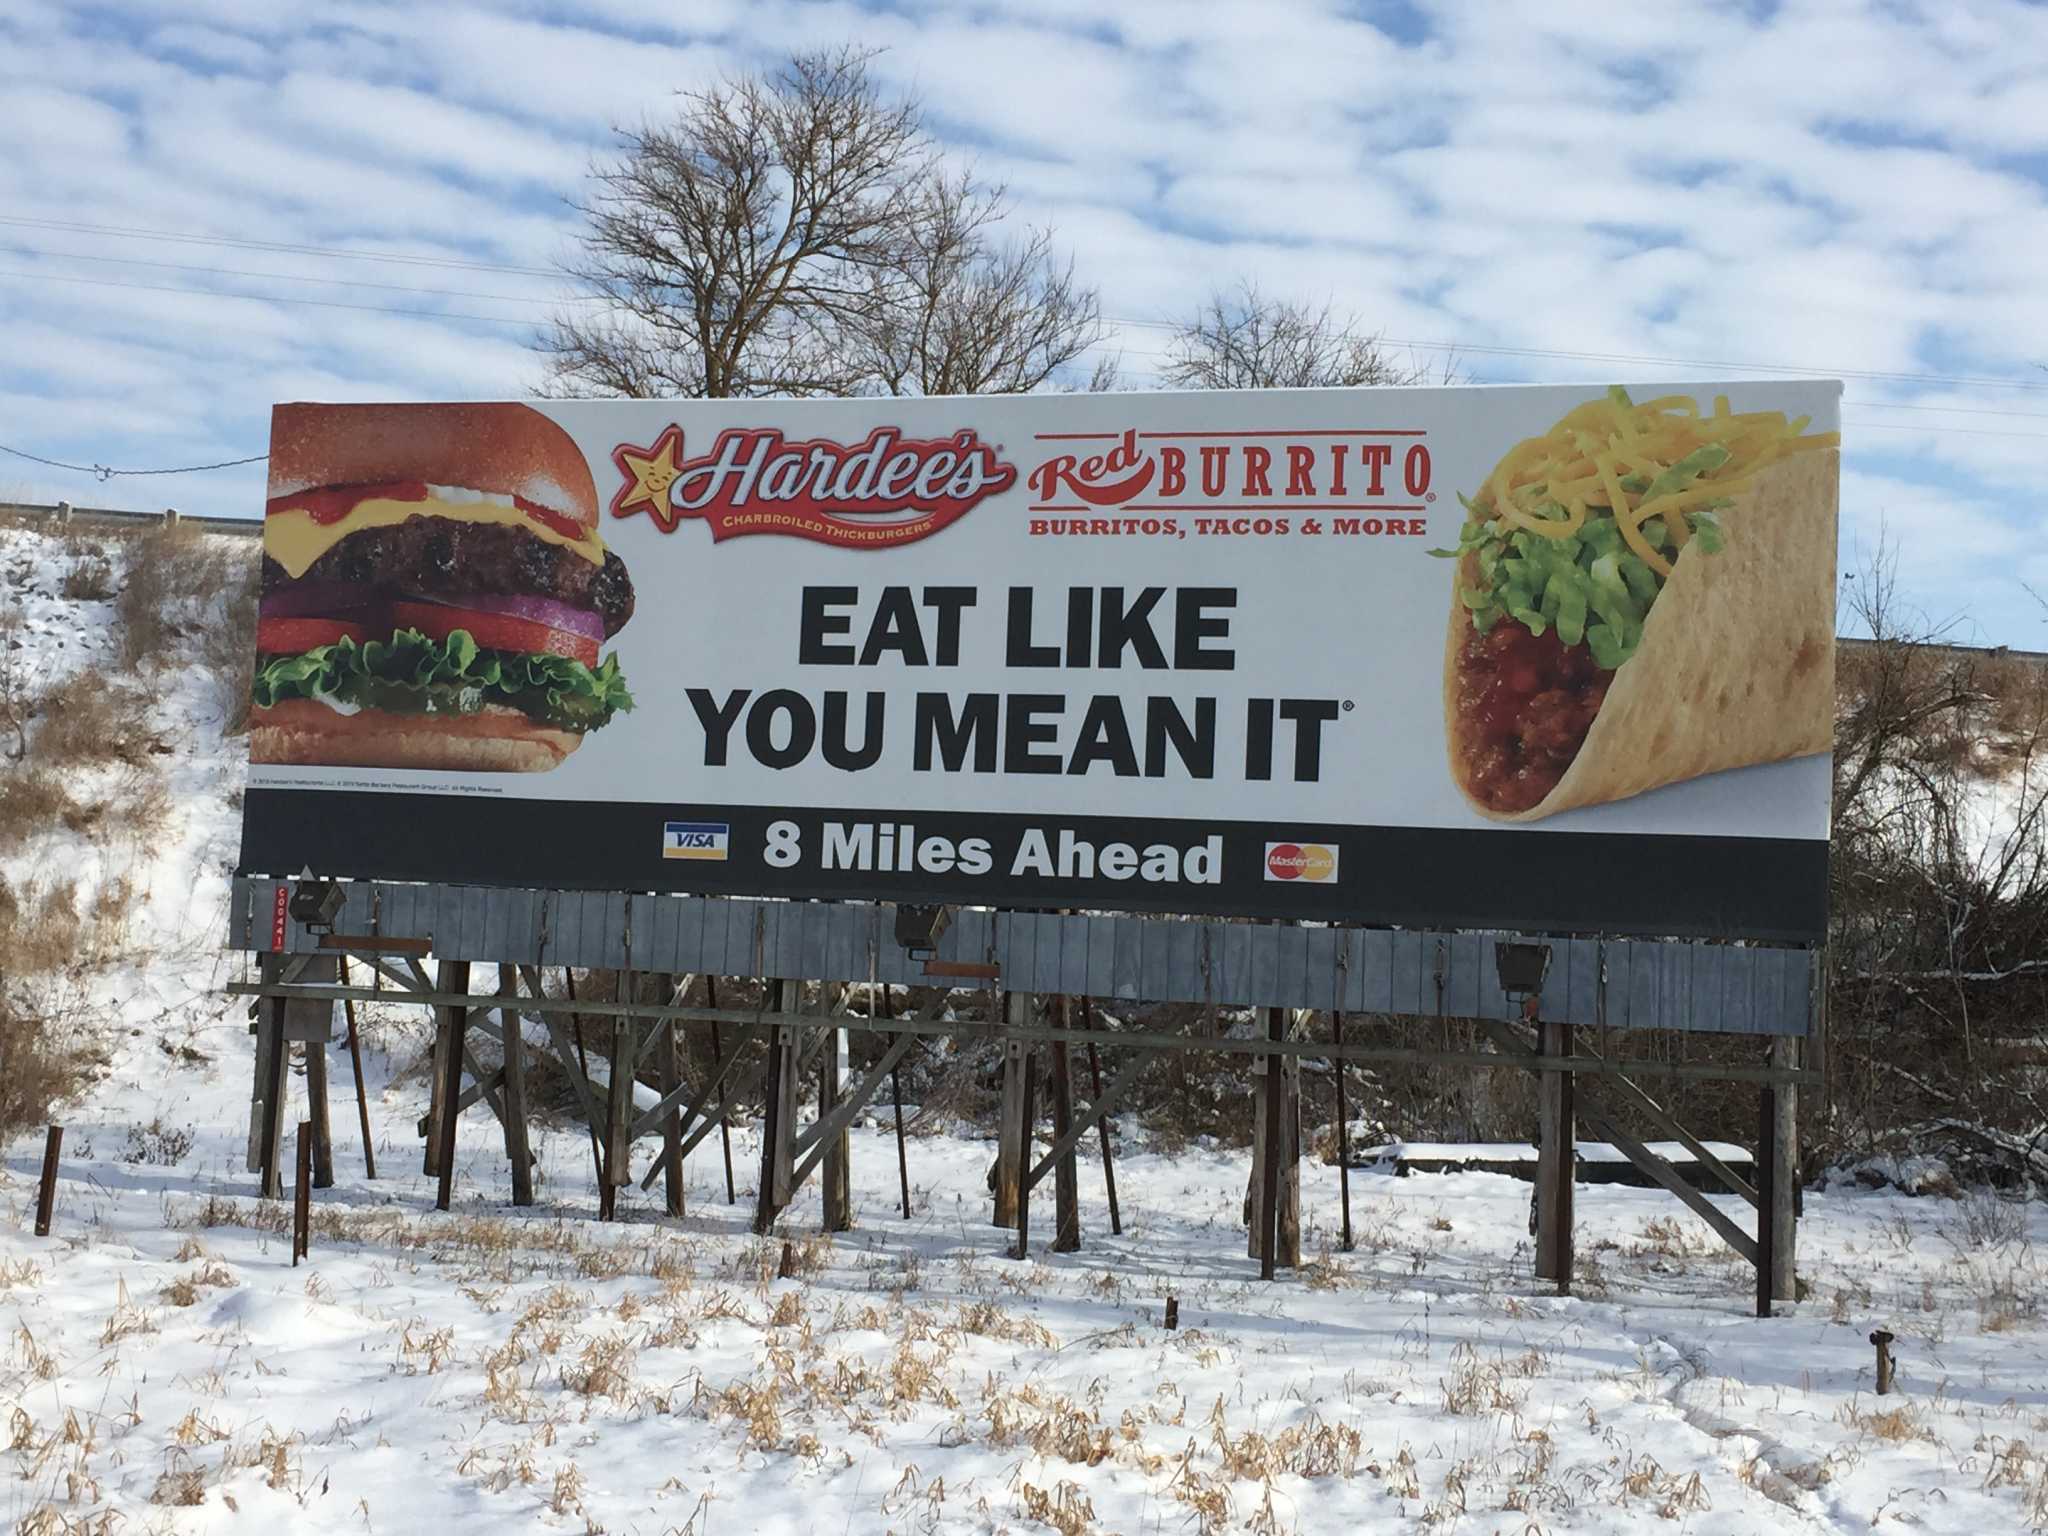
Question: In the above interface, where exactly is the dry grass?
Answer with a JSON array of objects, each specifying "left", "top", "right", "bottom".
[
  {"left": 0, "top": 987, "right": 89, "bottom": 1149},
  {"left": 58, "top": 551, "right": 115, "bottom": 601},
  {"left": 30, "top": 671, "right": 158, "bottom": 767},
  {"left": 0, "top": 767, "right": 87, "bottom": 853}
]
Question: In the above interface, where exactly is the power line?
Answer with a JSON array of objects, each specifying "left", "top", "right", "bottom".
[
  {"left": 0, "top": 215, "right": 561, "bottom": 278},
  {"left": 0, "top": 442, "right": 266, "bottom": 480},
  {"left": 0, "top": 267, "right": 538, "bottom": 326},
  {"left": 0, "top": 243, "right": 594, "bottom": 306}
]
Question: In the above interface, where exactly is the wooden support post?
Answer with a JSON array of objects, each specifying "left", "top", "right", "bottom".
[
  {"left": 1050, "top": 999, "right": 1080, "bottom": 1253},
  {"left": 820, "top": 999, "right": 852, "bottom": 1233},
  {"left": 1333, "top": 1010, "right": 1354, "bottom": 1252},
  {"left": 754, "top": 981, "right": 798, "bottom": 1235},
  {"left": 338, "top": 959, "right": 377, "bottom": 1180},
  {"left": 562, "top": 968, "right": 610, "bottom": 1209},
  {"left": 1084, "top": 1017, "right": 1122, "bottom": 1236},
  {"left": 659, "top": 977, "right": 685, "bottom": 1219},
  {"left": 423, "top": 978, "right": 447, "bottom": 1180},
  {"left": 883, "top": 986, "right": 912, "bottom": 1220},
  {"left": 1013, "top": 1045, "right": 1038, "bottom": 1261},
  {"left": 708, "top": 977, "right": 736, "bottom": 1205},
  {"left": 993, "top": 990, "right": 1029, "bottom": 1228},
  {"left": 293, "top": 1121, "right": 312, "bottom": 1264},
  {"left": 1756, "top": 1084, "right": 1777, "bottom": 1317},
  {"left": 605, "top": 990, "right": 639, "bottom": 1214},
  {"left": 258, "top": 957, "right": 290, "bottom": 1200},
  {"left": 435, "top": 960, "right": 470, "bottom": 1212},
  {"left": 1248, "top": 1007, "right": 1300, "bottom": 1275},
  {"left": 1770, "top": 1035, "right": 1799, "bottom": 1302},
  {"left": 498, "top": 964, "right": 534, "bottom": 1207},
  {"left": 1535, "top": 1017, "right": 1575, "bottom": 1294},
  {"left": 305, "top": 1026, "right": 335, "bottom": 1190},
  {"left": 33, "top": 1126, "right": 61, "bottom": 1237}
]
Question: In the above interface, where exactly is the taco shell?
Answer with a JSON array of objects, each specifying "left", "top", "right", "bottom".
[{"left": 1444, "top": 449, "right": 1838, "bottom": 822}]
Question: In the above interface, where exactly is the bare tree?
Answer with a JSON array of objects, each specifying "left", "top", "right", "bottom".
[
  {"left": 542, "top": 47, "right": 1102, "bottom": 400},
  {"left": 846, "top": 167, "right": 1105, "bottom": 396},
  {"left": 1163, "top": 281, "right": 1442, "bottom": 390}
]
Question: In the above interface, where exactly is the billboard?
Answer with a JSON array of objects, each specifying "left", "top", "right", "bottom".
[{"left": 239, "top": 380, "right": 1840, "bottom": 940}]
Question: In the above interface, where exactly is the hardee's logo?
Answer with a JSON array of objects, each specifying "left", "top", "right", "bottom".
[
  {"left": 1264, "top": 842, "right": 1339, "bottom": 883},
  {"left": 610, "top": 424, "right": 1015, "bottom": 549}
]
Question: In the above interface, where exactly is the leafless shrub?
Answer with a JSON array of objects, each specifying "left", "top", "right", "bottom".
[
  {"left": 125, "top": 1115, "right": 195, "bottom": 1166},
  {"left": 116, "top": 524, "right": 252, "bottom": 671},
  {"left": 29, "top": 670, "right": 156, "bottom": 766},
  {"left": 0, "top": 988, "right": 89, "bottom": 1149},
  {"left": 59, "top": 552, "right": 114, "bottom": 601},
  {"left": 0, "top": 768, "right": 86, "bottom": 852}
]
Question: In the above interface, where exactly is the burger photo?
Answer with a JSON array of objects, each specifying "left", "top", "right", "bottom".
[{"left": 250, "top": 402, "right": 634, "bottom": 771}]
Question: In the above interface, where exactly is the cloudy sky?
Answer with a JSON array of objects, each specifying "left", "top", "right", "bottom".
[{"left": 3, "top": 0, "right": 2045, "bottom": 643}]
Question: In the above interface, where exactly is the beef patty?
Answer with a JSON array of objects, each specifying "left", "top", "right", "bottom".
[{"left": 263, "top": 518, "right": 635, "bottom": 639}]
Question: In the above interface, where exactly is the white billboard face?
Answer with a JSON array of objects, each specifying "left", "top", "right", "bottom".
[{"left": 242, "top": 380, "right": 1839, "bottom": 939}]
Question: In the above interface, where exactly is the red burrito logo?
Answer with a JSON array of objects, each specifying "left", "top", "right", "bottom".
[
  {"left": 1264, "top": 842, "right": 1339, "bottom": 883},
  {"left": 610, "top": 424, "right": 1015, "bottom": 548}
]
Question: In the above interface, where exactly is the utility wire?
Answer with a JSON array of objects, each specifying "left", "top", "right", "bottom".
[
  {"left": 0, "top": 442, "right": 266, "bottom": 480},
  {"left": 0, "top": 215, "right": 561, "bottom": 278},
  {"left": 0, "top": 243, "right": 596, "bottom": 305},
  {"left": 0, "top": 267, "right": 537, "bottom": 326}
]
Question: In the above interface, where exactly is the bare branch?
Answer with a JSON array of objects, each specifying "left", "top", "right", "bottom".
[{"left": 1162, "top": 281, "right": 1437, "bottom": 391}]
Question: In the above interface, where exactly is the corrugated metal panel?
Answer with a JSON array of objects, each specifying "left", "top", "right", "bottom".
[{"left": 227, "top": 882, "right": 1817, "bottom": 1035}]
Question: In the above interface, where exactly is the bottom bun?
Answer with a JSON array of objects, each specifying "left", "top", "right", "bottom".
[{"left": 250, "top": 699, "right": 581, "bottom": 773}]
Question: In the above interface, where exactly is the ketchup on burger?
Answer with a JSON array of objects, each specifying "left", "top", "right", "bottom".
[{"left": 250, "top": 402, "right": 634, "bottom": 772}]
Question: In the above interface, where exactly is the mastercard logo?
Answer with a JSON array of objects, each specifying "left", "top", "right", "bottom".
[{"left": 1264, "top": 842, "right": 1339, "bottom": 882}]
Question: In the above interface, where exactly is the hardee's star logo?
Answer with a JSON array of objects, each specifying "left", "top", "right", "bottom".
[{"left": 609, "top": 425, "right": 685, "bottom": 530}]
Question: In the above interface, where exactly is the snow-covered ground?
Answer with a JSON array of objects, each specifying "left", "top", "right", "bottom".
[{"left": 6, "top": 522, "right": 2048, "bottom": 1534}]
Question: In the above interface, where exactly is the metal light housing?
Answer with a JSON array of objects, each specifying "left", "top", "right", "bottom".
[
  {"left": 288, "top": 877, "right": 345, "bottom": 934},
  {"left": 894, "top": 903, "right": 952, "bottom": 958},
  {"left": 1494, "top": 940, "right": 1552, "bottom": 1000}
]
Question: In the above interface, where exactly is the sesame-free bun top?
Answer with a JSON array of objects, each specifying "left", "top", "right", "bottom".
[{"left": 267, "top": 402, "right": 597, "bottom": 530}]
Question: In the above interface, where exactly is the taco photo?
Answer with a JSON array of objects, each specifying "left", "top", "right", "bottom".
[
  {"left": 1435, "top": 388, "right": 1839, "bottom": 821},
  {"left": 250, "top": 402, "right": 635, "bottom": 772}
]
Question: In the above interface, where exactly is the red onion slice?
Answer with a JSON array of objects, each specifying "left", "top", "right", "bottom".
[{"left": 402, "top": 592, "right": 606, "bottom": 641}]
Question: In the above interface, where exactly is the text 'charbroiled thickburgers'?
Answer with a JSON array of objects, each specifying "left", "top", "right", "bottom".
[{"left": 251, "top": 402, "right": 634, "bottom": 772}]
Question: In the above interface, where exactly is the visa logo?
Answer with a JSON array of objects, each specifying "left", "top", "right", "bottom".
[{"left": 663, "top": 821, "right": 730, "bottom": 860}]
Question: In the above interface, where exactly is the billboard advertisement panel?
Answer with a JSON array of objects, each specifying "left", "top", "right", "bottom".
[{"left": 238, "top": 380, "right": 1840, "bottom": 939}]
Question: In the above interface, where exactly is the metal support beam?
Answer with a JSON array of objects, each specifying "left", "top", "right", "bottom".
[
  {"left": 1050, "top": 1002, "right": 1080, "bottom": 1253},
  {"left": 1012, "top": 1044, "right": 1038, "bottom": 1261},
  {"left": 754, "top": 981, "right": 798, "bottom": 1235}
]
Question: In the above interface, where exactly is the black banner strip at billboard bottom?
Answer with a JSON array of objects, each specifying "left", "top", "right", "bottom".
[{"left": 240, "top": 789, "right": 1826, "bottom": 942}]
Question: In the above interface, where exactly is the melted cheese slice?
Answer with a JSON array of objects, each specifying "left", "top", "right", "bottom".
[{"left": 264, "top": 486, "right": 607, "bottom": 580}]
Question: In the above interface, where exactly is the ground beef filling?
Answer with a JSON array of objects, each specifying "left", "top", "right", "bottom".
[
  {"left": 262, "top": 518, "right": 635, "bottom": 638},
  {"left": 1455, "top": 622, "right": 1612, "bottom": 813}
]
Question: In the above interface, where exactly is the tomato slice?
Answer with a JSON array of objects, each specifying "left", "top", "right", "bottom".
[
  {"left": 257, "top": 616, "right": 367, "bottom": 653},
  {"left": 391, "top": 602, "right": 600, "bottom": 667}
]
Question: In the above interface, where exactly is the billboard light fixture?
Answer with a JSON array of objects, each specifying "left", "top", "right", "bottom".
[
  {"left": 1495, "top": 941, "right": 1552, "bottom": 1001},
  {"left": 894, "top": 903, "right": 952, "bottom": 958},
  {"left": 288, "top": 870, "right": 345, "bottom": 934}
]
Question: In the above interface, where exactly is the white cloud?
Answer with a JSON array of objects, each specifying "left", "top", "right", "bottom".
[{"left": 0, "top": 0, "right": 2040, "bottom": 653}]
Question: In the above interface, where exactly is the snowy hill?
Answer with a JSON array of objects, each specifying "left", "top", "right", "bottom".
[{"left": 5, "top": 519, "right": 2048, "bottom": 1534}]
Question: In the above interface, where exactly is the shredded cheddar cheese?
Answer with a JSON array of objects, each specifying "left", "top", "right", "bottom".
[{"left": 1478, "top": 390, "right": 1838, "bottom": 577}]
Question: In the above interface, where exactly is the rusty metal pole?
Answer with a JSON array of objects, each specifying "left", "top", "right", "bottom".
[
  {"left": 882, "top": 984, "right": 912, "bottom": 1220},
  {"left": 1333, "top": 1010, "right": 1354, "bottom": 1252},
  {"left": 293, "top": 1121, "right": 312, "bottom": 1263},
  {"left": 1260, "top": 1007, "right": 1284, "bottom": 1282},
  {"left": 32, "top": 1126, "right": 61, "bottom": 1236},
  {"left": 1084, "top": 1023, "right": 1122, "bottom": 1236},
  {"left": 707, "top": 977, "right": 736, "bottom": 1204},
  {"left": 1013, "top": 1046, "right": 1038, "bottom": 1262}
]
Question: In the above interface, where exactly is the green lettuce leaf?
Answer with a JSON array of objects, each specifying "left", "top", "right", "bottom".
[{"left": 253, "top": 628, "right": 634, "bottom": 734}]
